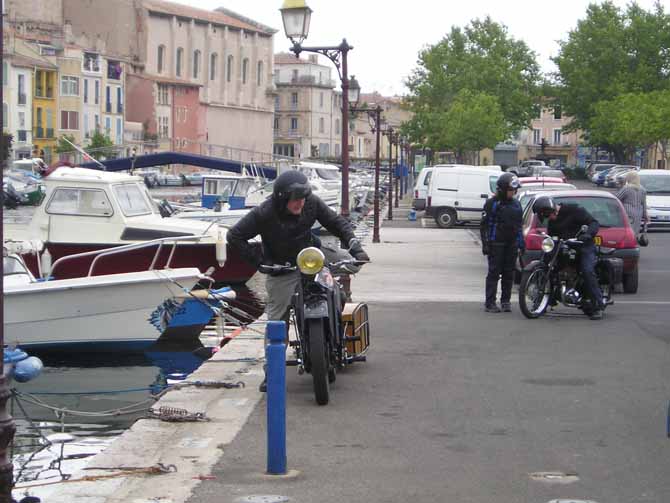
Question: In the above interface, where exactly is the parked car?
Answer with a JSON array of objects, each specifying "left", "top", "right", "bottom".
[
  {"left": 517, "top": 183, "right": 577, "bottom": 212},
  {"left": 639, "top": 170, "right": 670, "bottom": 229},
  {"left": 412, "top": 167, "right": 434, "bottom": 211},
  {"left": 510, "top": 160, "right": 546, "bottom": 177},
  {"left": 587, "top": 163, "right": 617, "bottom": 182},
  {"left": 519, "top": 177, "right": 567, "bottom": 186},
  {"left": 530, "top": 167, "right": 568, "bottom": 182},
  {"left": 604, "top": 166, "right": 638, "bottom": 188},
  {"left": 521, "top": 190, "right": 640, "bottom": 293},
  {"left": 592, "top": 167, "right": 618, "bottom": 186},
  {"left": 425, "top": 166, "right": 500, "bottom": 228}
]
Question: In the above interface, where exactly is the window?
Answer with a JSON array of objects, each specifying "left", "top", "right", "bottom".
[
  {"left": 106, "top": 86, "right": 111, "bottom": 112},
  {"left": 36, "top": 107, "right": 43, "bottom": 127},
  {"left": 94, "top": 114, "right": 100, "bottom": 130},
  {"left": 553, "top": 105, "right": 562, "bottom": 120},
  {"left": 292, "top": 69, "right": 298, "bottom": 82},
  {"left": 540, "top": 196, "right": 625, "bottom": 228},
  {"left": 320, "top": 92, "right": 324, "bottom": 108},
  {"left": 18, "top": 111, "right": 25, "bottom": 128},
  {"left": 83, "top": 52, "right": 101, "bottom": 73},
  {"left": 94, "top": 80, "right": 100, "bottom": 104},
  {"left": 107, "top": 60, "right": 122, "bottom": 80},
  {"left": 61, "top": 110, "right": 79, "bottom": 130},
  {"left": 158, "top": 116, "right": 169, "bottom": 138},
  {"left": 242, "top": 58, "right": 249, "bottom": 84},
  {"left": 257, "top": 61, "right": 263, "bottom": 86},
  {"left": 157, "top": 45, "right": 165, "bottom": 74},
  {"left": 15, "top": 75, "right": 26, "bottom": 105},
  {"left": 273, "top": 117, "right": 279, "bottom": 130},
  {"left": 83, "top": 79, "right": 89, "bottom": 103},
  {"left": 116, "top": 118, "right": 122, "bottom": 143},
  {"left": 47, "top": 188, "right": 113, "bottom": 217},
  {"left": 176, "top": 47, "right": 184, "bottom": 77},
  {"left": 291, "top": 92, "right": 298, "bottom": 107},
  {"left": 210, "top": 53, "right": 218, "bottom": 80},
  {"left": 275, "top": 95, "right": 280, "bottom": 109},
  {"left": 105, "top": 116, "right": 111, "bottom": 134},
  {"left": 46, "top": 109, "right": 53, "bottom": 131},
  {"left": 553, "top": 129, "right": 562, "bottom": 145},
  {"left": 193, "top": 50, "right": 201, "bottom": 79},
  {"left": 532, "top": 129, "right": 541, "bottom": 144},
  {"left": 61, "top": 76, "right": 79, "bottom": 96},
  {"left": 117, "top": 87, "right": 123, "bottom": 113},
  {"left": 319, "top": 117, "right": 325, "bottom": 133},
  {"left": 290, "top": 117, "right": 298, "bottom": 131},
  {"left": 227, "top": 55, "right": 234, "bottom": 82},
  {"left": 84, "top": 114, "right": 89, "bottom": 137},
  {"left": 157, "top": 84, "right": 169, "bottom": 105},
  {"left": 335, "top": 119, "right": 340, "bottom": 135}
]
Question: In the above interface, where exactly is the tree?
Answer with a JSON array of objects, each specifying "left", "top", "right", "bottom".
[
  {"left": 405, "top": 17, "right": 541, "bottom": 147},
  {"left": 87, "top": 129, "right": 117, "bottom": 160},
  {"left": 56, "top": 134, "right": 77, "bottom": 154},
  {"left": 554, "top": 1, "right": 670, "bottom": 159}
]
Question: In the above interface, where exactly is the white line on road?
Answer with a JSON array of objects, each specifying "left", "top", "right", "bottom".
[{"left": 614, "top": 300, "right": 670, "bottom": 305}]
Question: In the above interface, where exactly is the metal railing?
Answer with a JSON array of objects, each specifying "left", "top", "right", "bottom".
[{"left": 48, "top": 234, "right": 213, "bottom": 278}]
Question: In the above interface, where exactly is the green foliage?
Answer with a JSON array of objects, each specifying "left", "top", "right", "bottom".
[
  {"left": 554, "top": 1, "right": 670, "bottom": 156},
  {"left": 2, "top": 132, "right": 13, "bottom": 163},
  {"left": 87, "top": 130, "right": 117, "bottom": 160},
  {"left": 55, "top": 134, "right": 76, "bottom": 154},
  {"left": 405, "top": 16, "right": 541, "bottom": 150}
]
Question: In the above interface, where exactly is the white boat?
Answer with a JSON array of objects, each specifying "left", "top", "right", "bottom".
[{"left": 4, "top": 249, "right": 205, "bottom": 351}]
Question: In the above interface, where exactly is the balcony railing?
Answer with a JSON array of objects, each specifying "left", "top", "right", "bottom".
[
  {"left": 35, "top": 127, "right": 44, "bottom": 138},
  {"left": 288, "top": 129, "right": 301, "bottom": 137},
  {"left": 273, "top": 129, "right": 280, "bottom": 137},
  {"left": 46, "top": 128, "right": 54, "bottom": 138},
  {"left": 18, "top": 93, "right": 27, "bottom": 105}
]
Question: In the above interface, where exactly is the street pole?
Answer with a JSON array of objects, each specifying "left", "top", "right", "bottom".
[
  {"left": 340, "top": 43, "right": 350, "bottom": 218},
  {"left": 0, "top": 5, "right": 16, "bottom": 499},
  {"left": 387, "top": 130, "right": 393, "bottom": 220},
  {"left": 372, "top": 107, "right": 381, "bottom": 243},
  {"left": 394, "top": 140, "right": 400, "bottom": 208},
  {"left": 400, "top": 141, "right": 405, "bottom": 198}
]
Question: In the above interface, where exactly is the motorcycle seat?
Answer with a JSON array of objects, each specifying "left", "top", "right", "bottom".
[{"left": 597, "top": 246, "right": 616, "bottom": 256}]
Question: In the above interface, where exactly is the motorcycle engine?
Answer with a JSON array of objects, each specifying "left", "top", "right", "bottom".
[{"left": 561, "top": 287, "right": 582, "bottom": 306}]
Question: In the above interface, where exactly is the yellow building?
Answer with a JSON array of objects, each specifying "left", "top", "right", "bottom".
[{"left": 33, "top": 65, "right": 59, "bottom": 162}]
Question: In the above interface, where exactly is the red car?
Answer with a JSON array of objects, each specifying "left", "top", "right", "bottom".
[
  {"left": 521, "top": 190, "right": 640, "bottom": 293},
  {"left": 518, "top": 177, "right": 566, "bottom": 185}
]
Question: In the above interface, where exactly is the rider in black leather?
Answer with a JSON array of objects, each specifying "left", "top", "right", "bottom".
[
  {"left": 532, "top": 196, "right": 604, "bottom": 320},
  {"left": 480, "top": 173, "right": 524, "bottom": 313}
]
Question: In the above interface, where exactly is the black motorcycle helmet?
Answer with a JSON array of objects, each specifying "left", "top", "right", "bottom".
[
  {"left": 496, "top": 172, "right": 520, "bottom": 199},
  {"left": 272, "top": 170, "right": 312, "bottom": 209},
  {"left": 532, "top": 195, "right": 558, "bottom": 218}
]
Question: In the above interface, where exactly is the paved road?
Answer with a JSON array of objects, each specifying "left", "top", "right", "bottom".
[{"left": 189, "top": 220, "right": 670, "bottom": 503}]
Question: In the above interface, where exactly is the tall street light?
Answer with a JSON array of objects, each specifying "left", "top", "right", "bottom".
[
  {"left": 383, "top": 127, "right": 397, "bottom": 220},
  {"left": 280, "top": 0, "right": 359, "bottom": 218},
  {"left": 350, "top": 103, "right": 384, "bottom": 244}
]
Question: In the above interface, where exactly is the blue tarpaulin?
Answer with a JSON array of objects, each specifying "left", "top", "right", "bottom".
[{"left": 80, "top": 151, "right": 278, "bottom": 179}]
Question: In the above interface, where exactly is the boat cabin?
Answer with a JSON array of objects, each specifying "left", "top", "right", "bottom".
[{"left": 201, "top": 174, "right": 261, "bottom": 209}]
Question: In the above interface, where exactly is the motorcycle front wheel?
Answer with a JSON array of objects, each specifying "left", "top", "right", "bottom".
[
  {"left": 519, "top": 265, "right": 551, "bottom": 319},
  {"left": 307, "top": 318, "right": 330, "bottom": 405}
]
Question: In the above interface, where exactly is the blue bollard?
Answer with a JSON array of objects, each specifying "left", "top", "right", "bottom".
[
  {"left": 408, "top": 209, "right": 417, "bottom": 221},
  {"left": 266, "top": 321, "right": 287, "bottom": 475}
]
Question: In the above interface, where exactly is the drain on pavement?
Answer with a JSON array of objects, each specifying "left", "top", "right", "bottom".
[{"left": 530, "top": 472, "right": 580, "bottom": 484}]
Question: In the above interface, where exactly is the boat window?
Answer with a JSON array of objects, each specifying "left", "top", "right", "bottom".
[
  {"left": 316, "top": 168, "right": 339, "bottom": 181},
  {"left": 4, "top": 255, "right": 30, "bottom": 276},
  {"left": 205, "top": 179, "right": 218, "bottom": 195},
  {"left": 46, "top": 187, "right": 113, "bottom": 217},
  {"left": 113, "top": 184, "right": 153, "bottom": 216},
  {"left": 234, "top": 179, "right": 257, "bottom": 197}
]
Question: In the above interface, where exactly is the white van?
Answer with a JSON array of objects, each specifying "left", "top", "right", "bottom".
[
  {"left": 412, "top": 167, "right": 433, "bottom": 210},
  {"left": 425, "top": 166, "right": 501, "bottom": 228}
]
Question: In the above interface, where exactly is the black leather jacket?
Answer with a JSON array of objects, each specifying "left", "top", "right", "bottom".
[
  {"left": 227, "top": 194, "right": 356, "bottom": 268},
  {"left": 547, "top": 203, "right": 600, "bottom": 241}
]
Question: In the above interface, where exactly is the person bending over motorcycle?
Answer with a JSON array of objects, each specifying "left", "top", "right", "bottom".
[
  {"left": 227, "top": 170, "right": 370, "bottom": 391},
  {"left": 532, "top": 196, "right": 605, "bottom": 320},
  {"left": 480, "top": 173, "right": 524, "bottom": 313}
]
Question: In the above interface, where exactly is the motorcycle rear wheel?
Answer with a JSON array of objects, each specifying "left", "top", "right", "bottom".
[
  {"left": 308, "top": 318, "right": 330, "bottom": 406},
  {"left": 519, "top": 266, "right": 551, "bottom": 319}
]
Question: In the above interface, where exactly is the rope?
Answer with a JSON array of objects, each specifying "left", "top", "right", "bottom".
[{"left": 22, "top": 387, "right": 155, "bottom": 396}]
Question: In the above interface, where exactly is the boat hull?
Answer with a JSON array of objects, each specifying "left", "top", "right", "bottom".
[
  {"left": 23, "top": 242, "right": 258, "bottom": 285},
  {"left": 4, "top": 269, "right": 204, "bottom": 351}
]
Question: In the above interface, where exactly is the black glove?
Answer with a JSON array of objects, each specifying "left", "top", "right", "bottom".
[{"left": 349, "top": 241, "right": 370, "bottom": 263}]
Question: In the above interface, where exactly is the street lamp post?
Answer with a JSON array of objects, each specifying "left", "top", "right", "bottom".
[
  {"left": 280, "top": 0, "right": 359, "bottom": 218},
  {"left": 350, "top": 104, "right": 383, "bottom": 244},
  {"left": 394, "top": 138, "right": 400, "bottom": 208},
  {"left": 383, "top": 128, "right": 397, "bottom": 220},
  {"left": 0, "top": 7, "right": 16, "bottom": 500}
]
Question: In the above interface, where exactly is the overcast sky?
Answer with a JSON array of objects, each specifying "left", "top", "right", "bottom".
[{"left": 184, "top": 0, "right": 669, "bottom": 97}]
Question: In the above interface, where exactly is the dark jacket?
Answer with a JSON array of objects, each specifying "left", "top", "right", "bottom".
[
  {"left": 480, "top": 196, "right": 524, "bottom": 247},
  {"left": 227, "top": 193, "right": 356, "bottom": 267},
  {"left": 547, "top": 203, "right": 600, "bottom": 241}
]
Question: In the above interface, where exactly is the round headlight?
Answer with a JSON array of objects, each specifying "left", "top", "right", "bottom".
[
  {"left": 296, "top": 247, "right": 325, "bottom": 275},
  {"left": 542, "top": 237, "right": 555, "bottom": 253}
]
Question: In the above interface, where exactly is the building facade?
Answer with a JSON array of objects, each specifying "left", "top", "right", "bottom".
[
  {"left": 63, "top": 0, "right": 276, "bottom": 159},
  {"left": 273, "top": 53, "right": 338, "bottom": 159},
  {"left": 3, "top": 54, "right": 36, "bottom": 159}
]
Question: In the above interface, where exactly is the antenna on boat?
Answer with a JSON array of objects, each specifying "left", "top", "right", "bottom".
[{"left": 61, "top": 136, "right": 106, "bottom": 171}]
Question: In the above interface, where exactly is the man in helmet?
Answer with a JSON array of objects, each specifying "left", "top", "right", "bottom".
[
  {"left": 480, "top": 172, "right": 524, "bottom": 313},
  {"left": 532, "top": 196, "right": 604, "bottom": 320},
  {"left": 227, "top": 170, "right": 370, "bottom": 390}
]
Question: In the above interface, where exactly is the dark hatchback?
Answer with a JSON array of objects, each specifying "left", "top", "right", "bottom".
[{"left": 520, "top": 190, "right": 640, "bottom": 293}]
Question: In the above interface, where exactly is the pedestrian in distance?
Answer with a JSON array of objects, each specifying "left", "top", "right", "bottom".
[
  {"left": 616, "top": 171, "right": 648, "bottom": 240},
  {"left": 480, "top": 173, "right": 524, "bottom": 313}
]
